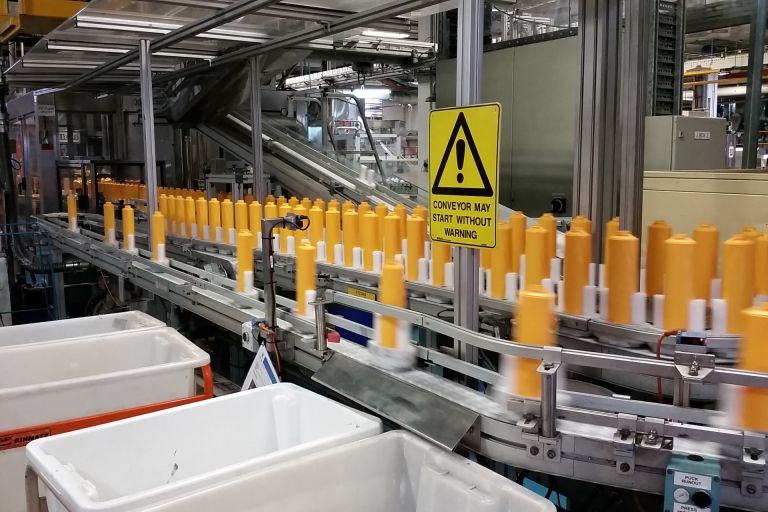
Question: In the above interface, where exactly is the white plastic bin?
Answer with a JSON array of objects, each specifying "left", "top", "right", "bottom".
[
  {"left": 1, "top": 327, "right": 210, "bottom": 512},
  {"left": 26, "top": 383, "right": 382, "bottom": 512},
  {"left": 141, "top": 431, "right": 556, "bottom": 512},
  {"left": 0, "top": 311, "right": 164, "bottom": 348}
]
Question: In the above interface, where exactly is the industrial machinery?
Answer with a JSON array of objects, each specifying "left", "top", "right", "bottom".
[
  {"left": 0, "top": 1, "right": 767, "bottom": 511},
  {"left": 30, "top": 203, "right": 767, "bottom": 511},
  {"left": 644, "top": 116, "right": 728, "bottom": 171}
]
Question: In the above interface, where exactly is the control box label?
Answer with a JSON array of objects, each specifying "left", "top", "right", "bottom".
[
  {"left": 674, "top": 503, "right": 709, "bottom": 512},
  {"left": 347, "top": 287, "right": 376, "bottom": 301},
  {"left": 694, "top": 131, "right": 711, "bottom": 140},
  {"left": 674, "top": 471, "right": 712, "bottom": 490}
]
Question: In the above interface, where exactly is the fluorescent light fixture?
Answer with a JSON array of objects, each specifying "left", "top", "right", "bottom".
[
  {"left": 361, "top": 30, "right": 411, "bottom": 39},
  {"left": 21, "top": 59, "right": 176, "bottom": 72},
  {"left": 285, "top": 66, "right": 355, "bottom": 87},
  {"left": 352, "top": 87, "right": 391, "bottom": 100},
  {"left": 47, "top": 42, "right": 215, "bottom": 61},
  {"left": 353, "top": 36, "right": 434, "bottom": 49},
  {"left": 76, "top": 15, "right": 268, "bottom": 43},
  {"left": 48, "top": 43, "right": 127, "bottom": 54}
]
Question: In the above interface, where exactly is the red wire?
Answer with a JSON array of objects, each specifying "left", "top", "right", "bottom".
[
  {"left": 258, "top": 323, "right": 282, "bottom": 378},
  {"left": 656, "top": 329, "right": 680, "bottom": 403}
]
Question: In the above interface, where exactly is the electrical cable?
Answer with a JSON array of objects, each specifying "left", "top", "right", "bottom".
[
  {"left": 258, "top": 322, "right": 282, "bottom": 377},
  {"left": 100, "top": 270, "right": 123, "bottom": 309},
  {"left": 656, "top": 329, "right": 680, "bottom": 403}
]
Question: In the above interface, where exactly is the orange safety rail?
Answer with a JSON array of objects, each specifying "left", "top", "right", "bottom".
[{"left": 0, "top": 365, "right": 213, "bottom": 452}]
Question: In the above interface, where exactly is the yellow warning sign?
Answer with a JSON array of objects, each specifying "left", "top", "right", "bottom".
[{"left": 429, "top": 103, "right": 501, "bottom": 248}]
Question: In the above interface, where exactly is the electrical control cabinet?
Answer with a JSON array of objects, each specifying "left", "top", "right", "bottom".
[
  {"left": 645, "top": 116, "right": 727, "bottom": 171},
  {"left": 664, "top": 454, "right": 720, "bottom": 512}
]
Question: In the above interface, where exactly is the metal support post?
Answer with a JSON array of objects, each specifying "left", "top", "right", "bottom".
[
  {"left": 261, "top": 219, "right": 278, "bottom": 331},
  {"left": 51, "top": 249, "right": 66, "bottom": 320},
  {"left": 249, "top": 56, "right": 266, "bottom": 203},
  {"left": 453, "top": 0, "right": 483, "bottom": 362},
  {"left": 260, "top": 214, "right": 308, "bottom": 329},
  {"left": 673, "top": 378, "right": 691, "bottom": 408},
  {"left": 574, "top": 0, "right": 620, "bottom": 255},
  {"left": 321, "top": 93, "right": 330, "bottom": 150},
  {"left": 313, "top": 298, "right": 328, "bottom": 351},
  {"left": 574, "top": 0, "right": 649, "bottom": 248},
  {"left": 742, "top": 0, "right": 768, "bottom": 169},
  {"left": 617, "top": 0, "right": 650, "bottom": 235},
  {"left": 539, "top": 362, "right": 560, "bottom": 439},
  {"left": 139, "top": 39, "right": 158, "bottom": 217}
]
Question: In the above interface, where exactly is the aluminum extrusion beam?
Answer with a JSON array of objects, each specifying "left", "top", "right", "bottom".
[
  {"left": 574, "top": 0, "right": 620, "bottom": 256},
  {"left": 574, "top": 0, "right": 651, "bottom": 246},
  {"left": 249, "top": 56, "right": 265, "bottom": 203},
  {"left": 617, "top": 0, "right": 650, "bottom": 235},
  {"left": 453, "top": 0, "right": 483, "bottom": 364},
  {"left": 63, "top": 0, "right": 282, "bottom": 90},
  {"left": 140, "top": 40, "right": 158, "bottom": 216},
  {"left": 742, "top": 0, "right": 768, "bottom": 169}
]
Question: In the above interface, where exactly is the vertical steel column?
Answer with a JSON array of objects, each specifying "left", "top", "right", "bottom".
[
  {"left": 321, "top": 93, "right": 329, "bottom": 149},
  {"left": 575, "top": 0, "right": 648, "bottom": 249},
  {"left": 249, "top": 56, "right": 265, "bottom": 203},
  {"left": 51, "top": 250, "right": 66, "bottom": 320},
  {"left": 672, "top": 0, "right": 686, "bottom": 115},
  {"left": 743, "top": 0, "right": 768, "bottom": 169},
  {"left": 139, "top": 39, "right": 158, "bottom": 216},
  {"left": 617, "top": 0, "right": 650, "bottom": 235},
  {"left": 574, "top": 0, "right": 619, "bottom": 258},
  {"left": 454, "top": 0, "right": 483, "bottom": 362}
]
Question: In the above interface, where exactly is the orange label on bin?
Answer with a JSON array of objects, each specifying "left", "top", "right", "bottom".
[{"left": 0, "top": 427, "right": 51, "bottom": 450}]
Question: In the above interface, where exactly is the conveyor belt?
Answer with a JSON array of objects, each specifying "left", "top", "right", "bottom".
[{"left": 35, "top": 214, "right": 768, "bottom": 511}]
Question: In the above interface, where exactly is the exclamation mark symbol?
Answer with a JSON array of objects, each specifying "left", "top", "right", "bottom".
[{"left": 456, "top": 139, "right": 465, "bottom": 184}]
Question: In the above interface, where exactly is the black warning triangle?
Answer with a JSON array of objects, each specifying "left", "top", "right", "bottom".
[{"left": 432, "top": 112, "right": 494, "bottom": 197}]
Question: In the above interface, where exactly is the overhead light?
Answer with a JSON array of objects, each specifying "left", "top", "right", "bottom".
[
  {"left": 47, "top": 42, "right": 215, "bottom": 60},
  {"left": 21, "top": 59, "right": 177, "bottom": 72},
  {"left": 48, "top": 43, "right": 126, "bottom": 54},
  {"left": 76, "top": 15, "right": 268, "bottom": 43},
  {"left": 361, "top": 30, "right": 411, "bottom": 39},
  {"left": 352, "top": 87, "right": 391, "bottom": 100},
  {"left": 285, "top": 66, "right": 355, "bottom": 88},
  {"left": 155, "top": 51, "right": 215, "bottom": 60}
]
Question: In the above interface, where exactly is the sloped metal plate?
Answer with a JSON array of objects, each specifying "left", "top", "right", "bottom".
[{"left": 313, "top": 353, "right": 478, "bottom": 450}]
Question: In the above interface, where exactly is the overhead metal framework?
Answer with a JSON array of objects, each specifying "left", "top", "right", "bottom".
[
  {"left": 3, "top": 0, "right": 443, "bottom": 92},
  {"left": 64, "top": 0, "right": 284, "bottom": 90}
]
